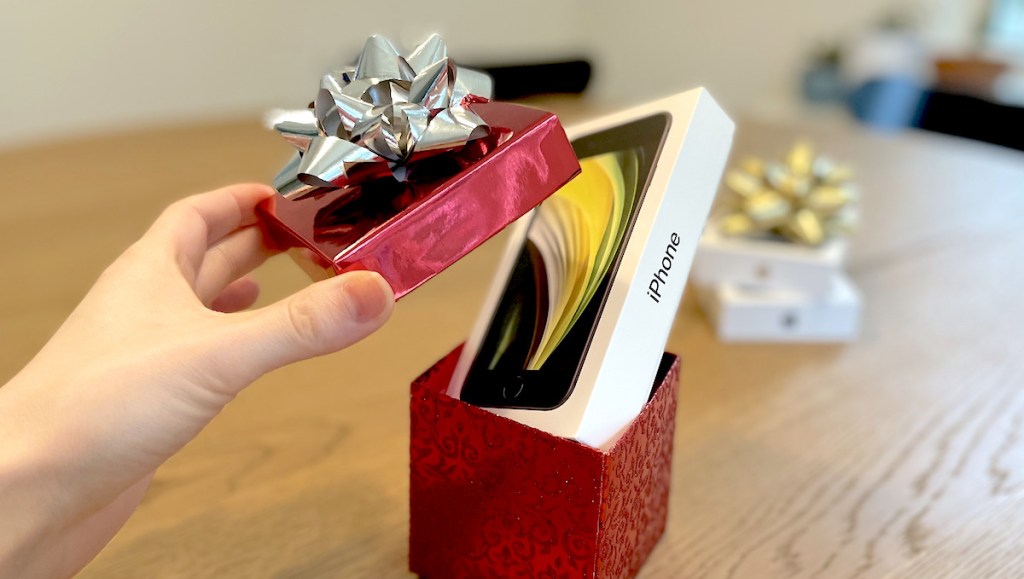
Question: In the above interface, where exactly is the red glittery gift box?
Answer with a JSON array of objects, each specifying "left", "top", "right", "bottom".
[
  {"left": 257, "top": 102, "right": 580, "bottom": 300},
  {"left": 409, "top": 346, "right": 680, "bottom": 578}
]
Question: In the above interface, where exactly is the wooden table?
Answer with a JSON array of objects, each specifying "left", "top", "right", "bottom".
[{"left": 2, "top": 100, "right": 1024, "bottom": 578}]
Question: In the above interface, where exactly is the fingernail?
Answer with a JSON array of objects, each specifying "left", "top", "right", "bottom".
[{"left": 341, "top": 272, "right": 394, "bottom": 323}]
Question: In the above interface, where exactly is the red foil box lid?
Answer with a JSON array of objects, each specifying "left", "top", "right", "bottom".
[
  {"left": 257, "top": 102, "right": 580, "bottom": 299},
  {"left": 409, "top": 347, "right": 680, "bottom": 578}
]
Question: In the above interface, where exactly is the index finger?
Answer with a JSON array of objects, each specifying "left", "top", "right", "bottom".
[{"left": 147, "top": 183, "right": 276, "bottom": 274}]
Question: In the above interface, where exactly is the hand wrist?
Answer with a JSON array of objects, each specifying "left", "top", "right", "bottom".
[{"left": 0, "top": 376, "right": 65, "bottom": 573}]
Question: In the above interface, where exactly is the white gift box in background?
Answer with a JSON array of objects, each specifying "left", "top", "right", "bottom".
[
  {"left": 694, "top": 223, "right": 847, "bottom": 296},
  {"left": 697, "top": 273, "right": 862, "bottom": 343}
]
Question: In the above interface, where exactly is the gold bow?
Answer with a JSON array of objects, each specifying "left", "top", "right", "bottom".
[{"left": 718, "top": 141, "right": 857, "bottom": 246}]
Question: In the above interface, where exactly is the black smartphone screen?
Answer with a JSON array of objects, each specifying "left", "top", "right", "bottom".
[{"left": 460, "top": 113, "right": 671, "bottom": 410}]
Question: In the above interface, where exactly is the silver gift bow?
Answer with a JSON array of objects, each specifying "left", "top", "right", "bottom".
[{"left": 267, "top": 34, "right": 495, "bottom": 199}]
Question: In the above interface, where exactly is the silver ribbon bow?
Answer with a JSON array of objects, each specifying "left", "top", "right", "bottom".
[{"left": 268, "top": 34, "right": 495, "bottom": 199}]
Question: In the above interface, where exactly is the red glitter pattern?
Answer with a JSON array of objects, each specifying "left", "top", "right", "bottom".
[{"left": 410, "top": 347, "right": 680, "bottom": 578}]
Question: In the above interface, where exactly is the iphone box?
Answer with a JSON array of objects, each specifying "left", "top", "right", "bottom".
[
  {"left": 447, "top": 89, "right": 734, "bottom": 448},
  {"left": 694, "top": 222, "right": 848, "bottom": 297},
  {"left": 699, "top": 272, "right": 862, "bottom": 342}
]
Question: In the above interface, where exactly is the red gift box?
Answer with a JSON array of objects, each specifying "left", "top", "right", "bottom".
[
  {"left": 257, "top": 102, "right": 579, "bottom": 299},
  {"left": 409, "top": 347, "right": 680, "bottom": 578}
]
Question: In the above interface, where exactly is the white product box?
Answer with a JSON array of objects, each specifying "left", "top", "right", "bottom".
[
  {"left": 448, "top": 89, "right": 735, "bottom": 448},
  {"left": 699, "top": 273, "right": 862, "bottom": 343},
  {"left": 694, "top": 223, "right": 847, "bottom": 297}
]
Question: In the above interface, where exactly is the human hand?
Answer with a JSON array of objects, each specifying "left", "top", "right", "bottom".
[{"left": 0, "top": 183, "right": 394, "bottom": 578}]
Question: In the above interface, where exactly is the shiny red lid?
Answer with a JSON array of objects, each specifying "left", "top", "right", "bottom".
[{"left": 258, "top": 102, "right": 580, "bottom": 299}]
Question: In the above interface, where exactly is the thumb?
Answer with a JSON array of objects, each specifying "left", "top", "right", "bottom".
[{"left": 231, "top": 271, "right": 394, "bottom": 376}]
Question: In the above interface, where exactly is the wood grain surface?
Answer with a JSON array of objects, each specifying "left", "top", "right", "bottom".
[{"left": 2, "top": 98, "right": 1024, "bottom": 578}]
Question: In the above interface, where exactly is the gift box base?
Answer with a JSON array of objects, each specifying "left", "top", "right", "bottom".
[
  {"left": 409, "top": 347, "right": 680, "bottom": 578},
  {"left": 694, "top": 223, "right": 847, "bottom": 296},
  {"left": 699, "top": 273, "right": 862, "bottom": 342}
]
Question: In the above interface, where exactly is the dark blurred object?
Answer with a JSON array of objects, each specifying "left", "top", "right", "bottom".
[
  {"left": 917, "top": 91, "right": 1024, "bottom": 151},
  {"left": 801, "top": 45, "right": 846, "bottom": 103},
  {"left": 913, "top": 55, "right": 1024, "bottom": 152},
  {"left": 472, "top": 60, "right": 592, "bottom": 100}
]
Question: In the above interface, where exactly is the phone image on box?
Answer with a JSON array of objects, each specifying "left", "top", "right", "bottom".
[
  {"left": 458, "top": 113, "right": 670, "bottom": 410},
  {"left": 448, "top": 89, "right": 735, "bottom": 447}
]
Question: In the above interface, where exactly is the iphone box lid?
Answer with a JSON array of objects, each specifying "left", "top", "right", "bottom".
[
  {"left": 448, "top": 89, "right": 735, "bottom": 448},
  {"left": 694, "top": 222, "right": 849, "bottom": 296}
]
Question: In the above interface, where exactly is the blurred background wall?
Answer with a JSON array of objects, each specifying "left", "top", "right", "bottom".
[
  {"left": 588, "top": 0, "right": 990, "bottom": 115},
  {"left": 0, "top": 0, "right": 1000, "bottom": 150}
]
